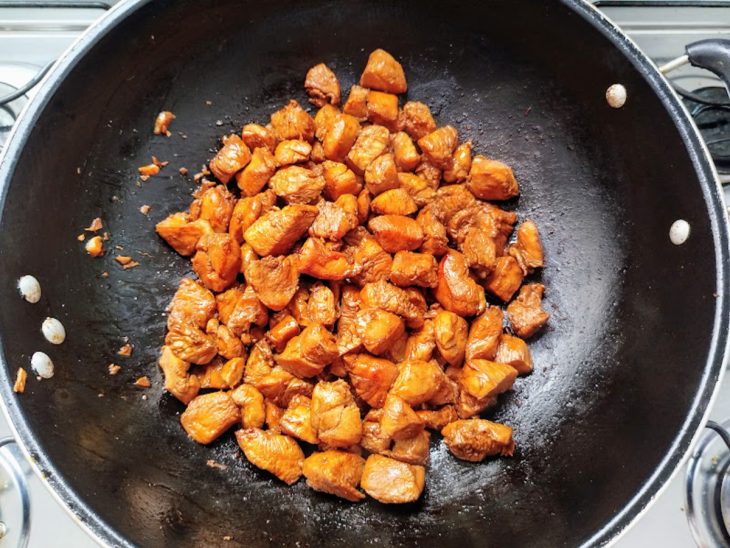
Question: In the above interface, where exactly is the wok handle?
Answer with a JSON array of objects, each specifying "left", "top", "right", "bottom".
[
  {"left": 686, "top": 39, "right": 730, "bottom": 93},
  {"left": 0, "top": 438, "right": 30, "bottom": 548}
]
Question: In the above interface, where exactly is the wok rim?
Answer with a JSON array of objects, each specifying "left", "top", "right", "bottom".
[{"left": 0, "top": 1, "right": 727, "bottom": 546}]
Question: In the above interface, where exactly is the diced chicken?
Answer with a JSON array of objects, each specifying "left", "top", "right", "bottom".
[
  {"left": 366, "top": 90, "right": 399, "bottom": 130},
  {"left": 216, "top": 285, "right": 269, "bottom": 337},
  {"left": 158, "top": 346, "right": 200, "bottom": 404},
  {"left": 361, "top": 454, "right": 425, "bottom": 504},
  {"left": 456, "top": 391, "right": 496, "bottom": 420},
  {"left": 305, "top": 63, "right": 341, "bottom": 107},
  {"left": 242, "top": 123, "right": 277, "bottom": 153},
  {"left": 399, "top": 101, "right": 436, "bottom": 141},
  {"left": 274, "top": 139, "right": 312, "bottom": 166},
  {"left": 276, "top": 323, "right": 338, "bottom": 378},
  {"left": 311, "top": 141, "right": 325, "bottom": 162},
  {"left": 354, "top": 308, "right": 406, "bottom": 356},
  {"left": 342, "top": 84, "right": 369, "bottom": 120},
  {"left": 180, "top": 391, "right": 240, "bottom": 444},
  {"left": 361, "top": 409, "right": 390, "bottom": 454},
  {"left": 434, "top": 251, "right": 486, "bottom": 317},
  {"left": 482, "top": 203, "right": 518, "bottom": 252},
  {"left": 386, "top": 430, "right": 430, "bottom": 466},
  {"left": 441, "top": 419, "right": 514, "bottom": 462},
  {"left": 346, "top": 125, "right": 390, "bottom": 175},
  {"left": 230, "top": 383, "right": 266, "bottom": 429},
  {"left": 466, "top": 306, "right": 503, "bottom": 362},
  {"left": 398, "top": 173, "right": 436, "bottom": 208},
  {"left": 461, "top": 225, "right": 497, "bottom": 277},
  {"left": 416, "top": 405, "right": 458, "bottom": 431},
  {"left": 257, "top": 366, "right": 314, "bottom": 408},
  {"left": 443, "top": 141, "right": 473, "bottom": 183},
  {"left": 360, "top": 48, "right": 407, "bottom": 94},
  {"left": 307, "top": 283, "right": 338, "bottom": 326},
  {"left": 344, "top": 228, "right": 392, "bottom": 286},
  {"left": 370, "top": 188, "right": 417, "bottom": 216},
  {"left": 156, "top": 213, "right": 214, "bottom": 257},
  {"left": 236, "top": 428, "right": 305, "bottom": 484},
  {"left": 314, "top": 103, "right": 340, "bottom": 141},
  {"left": 310, "top": 380, "right": 363, "bottom": 448},
  {"left": 344, "top": 353, "right": 398, "bottom": 408},
  {"left": 214, "top": 324, "right": 245, "bottom": 360},
  {"left": 425, "top": 184, "right": 477, "bottom": 225},
  {"left": 244, "top": 204, "right": 318, "bottom": 256},
  {"left": 389, "top": 251, "right": 438, "bottom": 288},
  {"left": 404, "top": 319, "right": 436, "bottom": 361},
  {"left": 280, "top": 395, "right": 319, "bottom": 444},
  {"left": 323, "top": 113, "right": 361, "bottom": 162},
  {"left": 360, "top": 280, "right": 426, "bottom": 329},
  {"left": 495, "top": 334, "right": 533, "bottom": 375},
  {"left": 266, "top": 401, "right": 285, "bottom": 432},
  {"left": 237, "top": 147, "right": 278, "bottom": 197},
  {"left": 364, "top": 153, "right": 399, "bottom": 196},
  {"left": 192, "top": 232, "right": 241, "bottom": 292},
  {"left": 309, "top": 198, "right": 358, "bottom": 241},
  {"left": 484, "top": 255, "right": 523, "bottom": 301},
  {"left": 390, "top": 359, "right": 446, "bottom": 407},
  {"left": 368, "top": 215, "right": 424, "bottom": 253},
  {"left": 322, "top": 161, "right": 362, "bottom": 200},
  {"left": 243, "top": 339, "right": 275, "bottom": 386},
  {"left": 416, "top": 208, "right": 449, "bottom": 257},
  {"left": 270, "top": 165, "right": 325, "bottom": 204},
  {"left": 392, "top": 131, "right": 420, "bottom": 172},
  {"left": 191, "top": 184, "right": 236, "bottom": 233},
  {"left": 460, "top": 359, "right": 517, "bottom": 400},
  {"left": 246, "top": 255, "right": 299, "bottom": 311},
  {"left": 268, "top": 314, "right": 300, "bottom": 352},
  {"left": 167, "top": 277, "right": 216, "bottom": 329},
  {"left": 209, "top": 134, "right": 251, "bottom": 184},
  {"left": 270, "top": 99, "right": 315, "bottom": 142},
  {"left": 357, "top": 189, "right": 371, "bottom": 224},
  {"left": 509, "top": 220, "right": 544, "bottom": 273},
  {"left": 417, "top": 126, "right": 458, "bottom": 169},
  {"left": 298, "top": 237, "right": 357, "bottom": 280},
  {"left": 433, "top": 311, "right": 468, "bottom": 366},
  {"left": 229, "top": 190, "right": 277, "bottom": 244},
  {"left": 153, "top": 110, "right": 175, "bottom": 136},
  {"left": 303, "top": 450, "right": 366, "bottom": 501},
  {"left": 467, "top": 154, "right": 519, "bottom": 201},
  {"left": 380, "top": 393, "right": 424, "bottom": 440},
  {"left": 336, "top": 285, "right": 363, "bottom": 355},
  {"left": 506, "top": 283, "right": 549, "bottom": 338}
]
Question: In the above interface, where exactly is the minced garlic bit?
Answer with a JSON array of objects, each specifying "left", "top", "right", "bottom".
[
  {"left": 85, "top": 236, "right": 104, "bottom": 257},
  {"left": 153, "top": 111, "right": 175, "bottom": 136},
  {"left": 41, "top": 317, "right": 66, "bottom": 345},
  {"left": 31, "top": 351, "right": 54, "bottom": 379},
  {"left": 138, "top": 163, "right": 160, "bottom": 177},
  {"left": 134, "top": 376, "right": 151, "bottom": 388},
  {"left": 151, "top": 156, "right": 169, "bottom": 167},
  {"left": 13, "top": 368, "right": 27, "bottom": 393},
  {"left": 139, "top": 204, "right": 151, "bottom": 215},
  {"left": 108, "top": 364, "right": 121, "bottom": 375},
  {"left": 117, "top": 343, "right": 133, "bottom": 357},
  {"left": 17, "top": 275, "right": 41, "bottom": 303},
  {"left": 85, "top": 217, "right": 103, "bottom": 232}
]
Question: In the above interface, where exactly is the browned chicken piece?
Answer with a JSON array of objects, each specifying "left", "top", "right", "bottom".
[
  {"left": 434, "top": 251, "right": 486, "bottom": 317},
  {"left": 305, "top": 63, "right": 341, "bottom": 107},
  {"left": 311, "top": 380, "right": 363, "bottom": 448},
  {"left": 314, "top": 103, "right": 340, "bottom": 141},
  {"left": 166, "top": 315, "right": 217, "bottom": 365},
  {"left": 466, "top": 306, "right": 503, "bottom": 362},
  {"left": 386, "top": 430, "right": 430, "bottom": 466},
  {"left": 344, "top": 353, "right": 398, "bottom": 408},
  {"left": 342, "top": 84, "right": 369, "bottom": 120},
  {"left": 399, "top": 101, "right": 436, "bottom": 141},
  {"left": 414, "top": 161, "right": 440, "bottom": 190},
  {"left": 269, "top": 165, "right": 325, "bottom": 204},
  {"left": 441, "top": 419, "right": 514, "bottom": 462},
  {"left": 229, "top": 190, "right": 277, "bottom": 244},
  {"left": 311, "top": 141, "right": 325, "bottom": 163},
  {"left": 390, "top": 359, "right": 446, "bottom": 407},
  {"left": 360, "top": 279, "right": 426, "bottom": 329},
  {"left": 158, "top": 345, "right": 200, "bottom": 404},
  {"left": 417, "top": 126, "right": 459, "bottom": 169},
  {"left": 276, "top": 323, "right": 338, "bottom": 378},
  {"left": 153, "top": 110, "right": 175, "bottom": 136},
  {"left": 357, "top": 189, "right": 371, "bottom": 224},
  {"left": 360, "top": 49, "right": 407, "bottom": 94},
  {"left": 298, "top": 237, "right": 357, "bottom": 280},
  {"left": 192, "top": 232, "right": 241, "bottom": 292},
  {"left": 425, "top": 184, "right": 477, "bottom": 225},
  {"left": 239, "top": 242, "right": 259, "bottom": 278},
  {"left": 236, "top": 428, "right": 305, "bottom": 484},
  {"left": 346, "top": 124, "right": 390, "bottom": 175},
  {"left": 507, "top": 283, "right": 549, "bottom": 338},
  {"left": 236, "top": 145, "right": 278, "bottom": 196},
  {"left": 309, "top": 198, "right": 358, "bottom": 241},
  {"left": 216, "top": 285, "right": 269, "bottom": 337},
  {"left": 484, "top": 255, "right": 523, "bottom": 302},
  {"left": 244, "top": 204, "right": 318, "bottom": 256},
  {"left": 246, "top": 255, "right": 299, "bottom": 311},
  {"left": 274, "top": 139, "right": 312, "bottom": 166},
  {"left": 257, "top": 366, "right": 314, "bottom": 408},
  {"left": 361, "top": 454, "right": 425, "bottom": 504},
  {"left": 167, "top": 277, "right": 216, "bottom": 329},
  {"left": 389, "top": 251, "right": 438, "bottom": 288},
  {"left": 416, "top": 208, "right": 449, "bottom": 257},
  {"left": 243, "top": 339, "right": 275, "bottom": 386},
  {"left": 361, "top": 409, "right": 390, "bottom": 453},
  {"left": 190, "top": 184, "right": 236, "bottom": 233},
  {"left": 404, "top": 319, "right": 435, "bottom": 361},
  {"left": 483, "top": 203, "right": 518, "bottom": 253},
  {"left": 230, "top": 383, "right": 266, "bottom": 429},
  {"left": 366, "top": 90, "right": 399, "bottom": 130},
  {"left": 270, "top": 99, "right": 315, "bottom": 142},
  {"left": 344, "top": 228, "right": 392, "bottom": 286},
  {"left": 156, "top": 213, "right": 213, "bottom": 257},
  {"left": 354, "top": 308, "right": 406, "bottom": 356},
  {"left": 384, "top": 328, "right": 409, "bottom": 364},
  {"left": 416, "top": 405, "right": 458, "bottom": 431},
  {"left": 392, "top": 131, "right": 420, "bottom": 172},
  {"left": 306, "top": 283, "right": 337, "bottom": 326},
  {"left": 456, "top": 390, "right": 497, "bottom": 420},
  {"left": 380, "top": 393, "right": 424, "bottom": 440},
  {"left": 268, "top": 314, "right": 301, "bottom": 352},
  {"left": 287, "top": 286, "right": 312, "bottom": 326},
  {"left": 265, "top": 401, "right": 285, "bottom": 432},
  {"left": 461, "top": 359, "right": 517, "bottom": 400},
  {"left": 322, "top": 161, "right": 362, "bottom": 200},
  {"left": 280, "top": 395, "right": 319, "bottom": 444},
  {"left": 433, "top": 310, "right": 468, "bottom": 366},
  {"left": 242, "top": 123, "right": 277, "bottom": 153},
  {"left": 398, "top": 173, "right": 436, "bottom": 208},
  {"left": 495, "top": 334, "right": 533, "bottom": 375},
  {"left": 467, "top": 154, "right": 519, "bottom": 201},
  {"left": 180, "top": 391, "right": 240, "bottom": 444},
  {"left": 303, "top": 450, "right": 366, "bottom": 501},
  {"left": 509, "top": 220, "right": 544, "bottom": 273},
  {"left": 214, "top": 324, "right": 245, "bottom": 359},
  {"left": 461, "top": 225, "right": 497, "bottom": 278},
  {"left": 336, "top": 285, "right": 363, "bottom": 355},
  {"left": 370, "top": 188, "right": 417, "bottom": 216},
  {"left": 364, "top": 153, "right": 399, "bottom": 195},
  {"left": 443, "top": 141, "right": 473, "bottom": 183},
  {"left": 209, "top": 134, "right": 251, "bottom": 184},
  {"left": 323, "top": 113, "right": 361, "bottom": 162},
  {"left": 196, "top": 355, "right": 241, "bottom": 389},
  {"left": 368, "top": 215, "right": 424, "bottom": 253}
]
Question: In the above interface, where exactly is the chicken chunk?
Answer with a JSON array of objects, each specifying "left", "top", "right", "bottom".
[
  {"left": 230, "top": 383, "right": 266, "bottom": 429},
  {"left": 342, "top": 84, "right": 369, "bottom": 120},
  {"left": 358, "top": 189, "right": 372, "bottom": 223},
  {"left": 443, "top": 141, "right": 473, "bottom": 183},
  {"left": 380, "top": 393, "right": 424, "bottom": 440},
  {"left": 265, "top": 401, "right": 285, "bottom": 432},
  {"left": 270, "top": 165, "right": 325, "bottom": 204},
  {"left": 398, "top": 173, "right": 437, "bottom": 208},
  {"left": 392, "top": 131, "right": 420, "bottom": 172},
  {"left": 390, "top": 359, "right": 446, "bottom": 407},
  {"left": 461, "top": 225, "right": 498, "bottom": 277},
  {"left": 214, "top": 325, "right": 245, "bottom": 360},
  {"left": 257, "top": 366, "right": 314, "bottom": 408},
  {"left": 309, "top": 198, "right": 358, "bottom": 241},
  {"left": 166, "top": 319, "right": 217, "bottom": 365},
  {"left": 399, "top": 101, "right": 436, "bottom": 141},
  {"left": 244, "top": 204, "right": 318, "bottom": 256},
  {"left": 153, "top": 110, "right": 175, "bottom": 136},
  {"left": 270, "top": 99, "right": 315, "bottom": 142},
  {"left": 314, "top": 103, "right": 340, "bottom": 141},
  {"left": 209, "top": 134, "right": 251, "bottom": 184},
  {"left": 246, "top": 255, "right": 299, "bottom": 311},
  {"left": 192, "top": 232, "right": 241, "bottom": 292},
  {"left": 180, "top": 391, "right": 240, "bottom": 444},
  {"left": 216, "top": 285, "right": 269, "bottom": 337},
  {"left": 366, "top": 90, "right": 399, "bottom": 130},
  {"left": 510, "top": 220, "right": 544, "bottom": 273},
  {"left": 460, "top": 359, "right": 517, "bottom": 400},
  {"left": 360, "top": 48, "right": 407, "bottom": 94},
  {"left": 355, "top": 308, "right": 406, "bottom": 356},
  {"left": 345, "top": 228, "right": 393, "bottom": 286},
  {"left": 303, "top": 450, "right": 366, "bottom": 502},
  {"left": 307, "top": 282, "right": 338, "bottom": 326},
  {"left": 506, "top": 283, "right": 549, "bottom": 338},
  {"left": 229, "top": 191, "right": 277, "bottom": 245},
  {"left": 434, "top": 251, "right": 486, "bottom": 317},
  {"left": 276, "top": 323, "right": 338, "bottom": 378},
  {"left": 280, "top": 395, "right": 319, "bottom": 444},
  {"left": 242, "top": 123, "right": 276, "bottom": 153},
  {"left": 298, "top": 237, "right": 357, "bottom": 280},
  {"left": 158, "top": 345, "right": 200, "bottom": 404},
  {"left": 466, "top": 307, "right": 503, "bottom": 362},
  {"left": 310, "top": 380, "right": 363, "bottom": 448},
  {"left": 191, "top": 184, "right": 236, "bottom": 233},
  {"left": 236, "top": 428, "right": 305, "bottom": 485},
  {"left": 404, "top": 319, "right": 436, "bottom": 361},
  {"left": 336, "top": 285, "right": 363, "bottom": 355},
  {"left": 360, "top": 280, "right": 426, "bottom": 329},
  {"left": 386, "top": 430, "right": 430, "bottom": 466},
  {"left": 389, "top": 251, "right": 438, "bottom": 288},
  {"left": 368, "top": 215, "right": 424, "bottom": 253},
  {"left": 167, "top": 277, "right": 216, "bottom": 329},
  {"left": 467, "top": 154, "right": 519, "bottom": 201},
  {"left": 323, "top": 113, "right": 361, "bottom": 162},
  {"left": 484, "top": 255, "right": 523, "bottom": 302},
  {"left": 495, "top": 334, "right": 533, "bottom": 375},
  {"left": 416, "top": 209, "right": 449, "bottom": 257},
  {"left": 417, "top": 126, "right": 458, "bottom": 169},
  {"left": 322, "top": 161, "right": 362, "bottom": 200},
  {"left": 364, "top": 153, "right": 399, "bottom": 196},
  {"left": 274, "top": 139, "right": 312, "bottom": 166},
  {"left": 416, "top": 405, "right": 458, "bottom": 431},
  {"left": 346, "top": 124, "right": 390, "bottom": 175},
  {"left": 361, "top": 454, "right": 425, "bottom": 504},
  {"left": 426, "top": 184, "right": 477, "bottom": 225},
  {"left": 433, "top": 311, "right": 468, "bottom": 367},
  {"left": 344, "top": 353, "right": 398, "bottom": 408},
  {"left": 441, "top": 419, "right": 514, "bottom": 462},
  {"left": 370, "top": 188, "right": 417, "bottom": 216},
  {"left": 268, "top": 314, "right": 300, "bottom": 352},
  {"left": 305, "top": 63, "right": 341, "bottom": 107},
  {"left": 156, "top": 213, "right": 214, "bottom": 257}
]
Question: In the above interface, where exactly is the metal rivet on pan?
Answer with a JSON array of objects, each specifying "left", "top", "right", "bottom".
[
  {"left": 670, "top": 219, "right": 690, "bottom": 245},
  {"left": 41, "top": 317, "right": 66, "bottom": 345},
  {"left": 606, "top": 84, "right": 627, "bottom": 108}
]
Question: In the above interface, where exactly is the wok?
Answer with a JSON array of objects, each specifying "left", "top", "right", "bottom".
[{"left": 0, "top": 0, "right": 729, "bottom": 546}]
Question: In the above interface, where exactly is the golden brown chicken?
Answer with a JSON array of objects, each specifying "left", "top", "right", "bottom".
[
  {"left": 485, "top": 256, "right": 524, "bottom": 302},
  {"left": 310, "top": 380, "right": 363, "bottom": 448},
  {"left": 380, "top": 393, "right": 424, "bottom": 440},
  {"left": 355, "top": 308, "right": 406, "bottom": 356},
  {"left": 370, "top": 188, "right": 418, "bottom": 216},
  {"left": 216, "top": 285, "right": 269, "bottom": 338},
  {"left": 404, "top": 319, "right": 436, "bottom": 361},
  {"left": 417, "top": 406, "right": 459, "bottom": 431},
  {"left": 386, "top": 430, "right": 430, "bottom": 466},
  {"left": 364, "top": 153, "right": 399, "bottom": 196},
  {"left": 180, "top": 391, "right": 240, "bottom": 444},
  {"left": 158, "top": 345, "right": 200, "bottom": 404},
  {"left": 209, "top": 134, "right": 251, "bottom": 184},
  {"left": 309, "top": 198, "right": 358, "bottom": 241},
  {"left": 345, "top": 228, "right": 393, "bottom": 286},
  {"left": 509, "top": 220, "right": 544, "bottom": 273},
  {"left": 243, "top": 204, "right": 318, "bottom": 256},
  {"left": 460, "top": 359, "right": 517, "bottom": 401},
  {"left": 346, "top": 124, "right": 390, "bottom": 175},
  {"left": 236, "top": 428, "right": 305, "bottom": 484},
  {"left": 416, "top": 208, "right": 449, "bottom": 257},
  {"left": 399, "top": 173, "right": 437, "bottom": 208},
  {"left": 390, "top": 251, "right": 438, "bottom": 288},
  {"left": 276, "top": 323, "right": 338, "bottom": 378},
  {"left": 443, "top": 141, "right": 473, "bottom": 183},
  {"left": 344, "top": 353, "right": 399, "bottom": 408},
  {"left": 506, "top": 283, "right": 549, "bottom": 338},
  {"left": 306, "top": 282, "right": 338, "bottom": 326},
  {"left": 190, "top": 184, "right": 236, "bottom": 233},
  {"left": 495, "top": 334, "right": 533, "bottom": 375},
  {"left": 360, "top": 48, "right": 407, "bottom": 94},
  {"left": 368, "top": 215, "right": 424, "bottom": 253},
  {"left": 245, "top": 255, "right": 299, "bottom": 312},
  {"left": 418, "top": 126, "right": 459, "bottom": 169},
  {"left": 270, "top": 99, "right": 315, "bottom": 142},
  {"left": 467, "top": 154, "right": 519, "bottom": 201},
  {"left": 342, "top": 84, "right": 369, "bottom": 120},
  {"left": 392, "top": 131, "right": 420, "bottom": 171},
  {"left": 322, "top": 161, "right": 362, "bottom": 200},
  {"left": 390, "top": 359, "right": 446, "bottom": 407},
  {"left": 230, "top": 383, "right": 266, "bottom": 429},
  {"left": 399, "top": 101, "right": 436, "bottom": 141},
  {"left": 279, "top": 395, "right": 319, "bottom": 444},
  {"left": 366, "top": 90, "right": 399, "bottom": 130},
  {"left": 236, "top": 146, "right": 278, "bottom": 197},
  {"left": 156, "top": 213, "right": 213, "bottom": 257},
  {"left": 269, "top": 166, "right": 325, "bottom": 204},
  {"left": 434, "top": 251, "right": 486, "bottom": 317},
  {"left": 305, "top": 63, "right": 341, "bottom": 107},
  {"left": 433, "top": 311, "right": 468, "bottom": 366},
  {"left": 360, "top": 280, "right": 426, "bottom": 329},
  {"left": 256, "top": 366, "right": 314, "bottom": 408},
  {"left": 302, "top": 450, "right": 366, "bottom": 502},
  {"left": 465, "top": 306, "right": 503, "bottom": 362},
  {"left": 242, "top": 123, "right": 276, "bottom": 152},
  {"left": 323, "top": 113, "right": 361, "bottom": 162},
  {"left": 336, "top": 285, "right": 363, "bottom": 355},
  {"left": 192, "top": 232, "right": 241, "bottom": 292},
  {"left": 228, "top": 189, "right": 276, "bottom": 245},
  {"left": 360, "top": 454, "right": 425, "bottom": 504},
  {"left": 298, "top": 237, "right": 357, "bottom": 280},
  {"left": 274, "top": 139, "right": 311, "bottom": 166},
  {"left": 441, "top": 419, "right": 514, "bottom": 462},
  {"left": 268, "top": 314, "right": 301, "bottom": 352}
]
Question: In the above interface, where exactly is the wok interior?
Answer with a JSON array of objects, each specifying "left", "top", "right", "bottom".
[{"left": 0, "top": 0, "right": 723, "bottom": 546}]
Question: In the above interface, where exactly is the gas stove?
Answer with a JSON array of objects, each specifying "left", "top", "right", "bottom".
[{"left": 1, "top": 1, "right": 730, "bottom": 547}]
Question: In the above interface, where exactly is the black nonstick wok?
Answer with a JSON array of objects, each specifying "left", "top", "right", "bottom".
[{"left": 1, "top": 0, "right": 729, "bottom": 546}]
